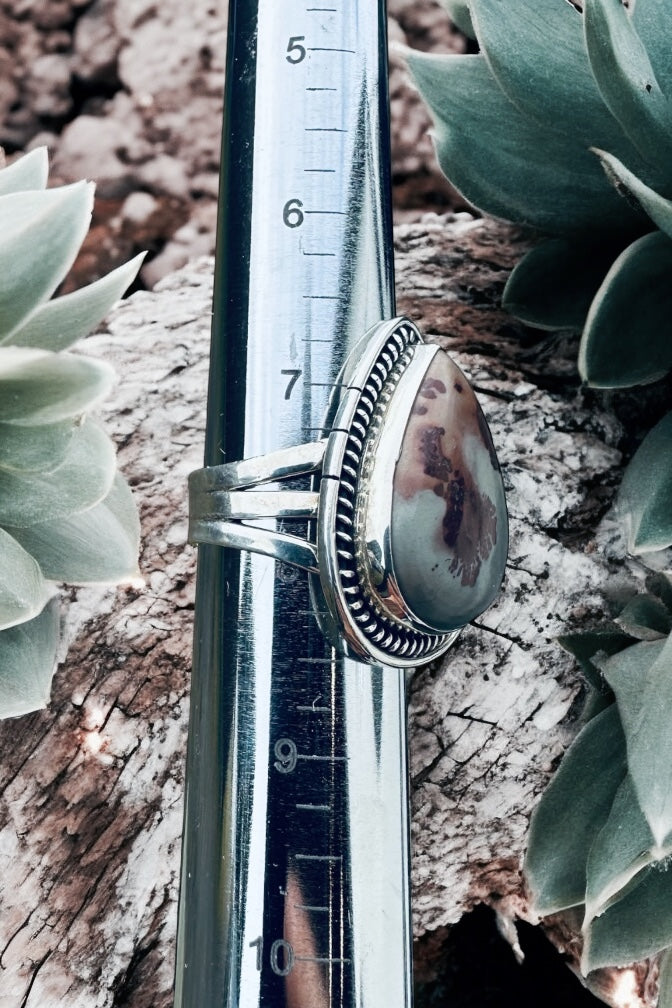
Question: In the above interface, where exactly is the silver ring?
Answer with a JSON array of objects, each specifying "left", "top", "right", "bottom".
[{"left": 189, "top": 317, "right": 508, "bottom": 668}]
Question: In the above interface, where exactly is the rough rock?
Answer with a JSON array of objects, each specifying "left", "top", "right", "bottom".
[{"left": 0, "top": 216, "right": 652, "bottom": 1008}]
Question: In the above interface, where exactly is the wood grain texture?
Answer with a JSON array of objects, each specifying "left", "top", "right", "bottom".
[{"left": 0, "top": 219, "right": 649, "bottom": 1007}]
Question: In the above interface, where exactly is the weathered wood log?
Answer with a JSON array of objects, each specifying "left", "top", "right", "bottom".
[{"left": 0, "top": 217, "right": 647, "bottom": 1007}]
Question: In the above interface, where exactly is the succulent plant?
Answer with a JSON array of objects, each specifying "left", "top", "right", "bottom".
[
  {"left": 410, "top": 0, "right": 672, "bottom": 557},
  {"left": 0, "top": 148, "right": 143, "bottom": 720},
  {"left": 525, "top": 577, "right": 672, "bottom": 985}
]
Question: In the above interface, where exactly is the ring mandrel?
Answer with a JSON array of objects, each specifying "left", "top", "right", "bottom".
[{"left": 189, "top": 317, "right": 508, "bottom": 668}]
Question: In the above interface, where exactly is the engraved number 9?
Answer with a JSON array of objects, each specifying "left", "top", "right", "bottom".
[{"left": 274, "top": 738, "right": 298, "bottom": 774}]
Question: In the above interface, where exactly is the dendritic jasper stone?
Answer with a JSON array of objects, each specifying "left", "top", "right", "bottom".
[{"left": 391, "top": 350, "right": 508, "bottom": 632}]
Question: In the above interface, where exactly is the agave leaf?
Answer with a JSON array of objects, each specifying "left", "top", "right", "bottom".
[
  {"left": 0, "top": 528, "right": 51, "bottom": 631},
  {"left": 6, "top": 254, "right": 145, "bottom": 352},
  {"left": 583, "top": 862, "right": 672, "bottom": 971},
  {"left": 598, "top": 636, "right": 672, "bottom": 847},
  {"left": 619, "top": 411, "right": 672, "bottom": 554},
  {"left": 584, "top": 775, "right": 656, "bottom": 925},
  {"left": 578, "top": 232, "right": 672, "bottom": 388},
  {"left": 615, "top": 595, "right": 672, "bottom": 641},
  {"left": 407, "top": 51, "right": 642, "bottom": 235},
  {"left": 0, "top": 418, "right": 75, "bottom": 473},
  {"left": 0, "top": 147, "right": 48, "bottom": 197},
  {"left": 659, "top": 947, "right": 672, "bottom": 1008},
  {"left": 0, "top": 347, "right": 114, "bottom": 426},
  {"left": 584, "top": 0, "right": 672, "bottom": 172},
  {"left": 595, "top": 149, "right": 672, "bottom": 241},
  {"left": 559, "top": 629, "right": 634, "bottom": 693},
  {"left": 632, "top": 0, "right": 672, "bottom": 97},
  {"left": 0, "top": 183, "right": 94, "bottom": 341},
  {"left": 470, "top": 0, "right": 645, "bottom": 160},
  {"left": 647, "top": 572, "right": 672, "bottom": 614},
  {"left": 0, "top": 598, "right": 60, "bottom": 720},
  {"left": 439, "top": 0, "right": 475, "bottom": 39},
  {"left": 503, "top": 236, "right": 621, "bottom": 331},
  {"left": 8, "top": 474, "right": 141, "bottom": 585},
  {"left": 524, "top": 704, "right": 627, "bottom": 915},
  {"left": 0, "top": 419, "right": 116, "bottom": 528}
]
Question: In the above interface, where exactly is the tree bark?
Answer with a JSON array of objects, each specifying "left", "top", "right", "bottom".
[{"left": 0, "top": 217, "right": 647, "bottom": 1007}]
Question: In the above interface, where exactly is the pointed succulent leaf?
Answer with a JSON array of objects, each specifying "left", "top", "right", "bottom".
[
  {"left": 583, "top": 863, "right": 672, "bottom": 971},
  {"left": 6, "top": 254, "right": 145, "bottom": 352},
  {"left": 503, "top": 236, "right": 621, "bottom": 332},
  {"left": 632, "top": 0, "right": 672, "bottom": 97},
  {"left": 470, "top": 0, "right": 645, "bottom": 163},
  {"left": 647, "top": 572, "right": 672, "bottom": 614},
  {"left": 0, "top": 528, "right": 51, "bottom": 631},
  {"left": 439, "top": 0, "right": 475, "bottom": 39},
  {"left": 0, "top": 182, "right": 94, "bottom": 341},
  {"left": 615, "top": 594, "right": 672, "bottom": 641},
  {"left": 0, "top": 347, "right": 115, "bottom": 426},
  {"left": 559, "top": 629, "right": 634, "bottom": 693},
  {"left": 658, "top": 947, "right": 672, "bottom": 1008},
  {"left": 9, "top": 474, "right": 141, "bottom": 586},
  {"left": 0, "top": 419, "right": 116, "bottom": 528},
  {"left": 0, "top": 418, "right": 75, "bottom": 473},
  {"left": 0, "top": 599, "right": 60, "bottom": 720},
  {"left": 619, "top": 411, "right": 672, "bottom": 554},
  {"left": 598, "top": 636, "right": 672, "bottom": 847},
  {"left": 584, "top": 0, "right": 672, "bottom": 171},
  {"left": 584, "top": 775, "right": 656, "bottom": 925},
  {"left": 578, "top": 232, "right": 672, "bottom": 388},
  {"left": 524, "top": 704, "right": 627, "bottom": 915},
  {"left": 0, "top": 147, "right": 48, "bottom": 197},
  {"left": 407, "top": 52, "right": 642, "bottom": 235},
  {"left": 595, "top": 149, "right": 672, "bottom": 241}
]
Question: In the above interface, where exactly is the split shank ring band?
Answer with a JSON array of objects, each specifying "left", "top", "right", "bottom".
[{"left": 189, "top": 317, "right": 508, "bottom": 668}]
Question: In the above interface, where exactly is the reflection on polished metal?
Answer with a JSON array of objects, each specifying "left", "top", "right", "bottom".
[
  {"left": 189, "top": 317, "right": 508, "bottom": 668},
  {"left": 173, "top": 1, "right": 418, "bottom": 1007}
]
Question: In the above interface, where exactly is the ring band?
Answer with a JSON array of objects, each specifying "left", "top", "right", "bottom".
[{"left": 189, "top": 317, "right": 508, "bottom": 667}]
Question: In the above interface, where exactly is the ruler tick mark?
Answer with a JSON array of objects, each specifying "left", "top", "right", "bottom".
[
  {"left": 294, "top": 904, "right": 330, "bottom": 913},
  {"left": 296, "top": 704, "right": 331, "bottom": 712},
  {"left": 305, "top": 127, "right": 348, "bottom": 133},
  {"left": 303, "top": 168, "right": 336, "bottom": 174},
  {"left": 302, "top": 251, "right": 337, "bottom": 257},
  {"left": 296, "top": 803, "right": 332, "bottom": 812},
  {"left": 308, "top": 47, "right": 355, "bottom": 54},
  {"left": 295, "top": 853, "right": 343, "bottom": 862},
  {"left": 306, "top": 87, "right": 338, "bottom": 92}
]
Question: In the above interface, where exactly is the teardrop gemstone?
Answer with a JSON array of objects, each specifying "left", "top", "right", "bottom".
[{"left": 391, "top": 350, "right": 507, "bottom": 632}]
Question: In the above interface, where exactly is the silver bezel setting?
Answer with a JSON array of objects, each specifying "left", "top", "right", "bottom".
[{"left": 317, "top": 318, "right": 459, "bottom": 667}]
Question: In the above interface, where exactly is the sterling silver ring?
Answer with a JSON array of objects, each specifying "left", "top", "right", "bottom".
[{"left": 189, "top": 317, "right": 508, "bottom": 668}]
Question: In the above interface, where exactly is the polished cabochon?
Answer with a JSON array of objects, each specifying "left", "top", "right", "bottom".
[{"left": 317, "top": 317, "right": 508, "bottom": 666}]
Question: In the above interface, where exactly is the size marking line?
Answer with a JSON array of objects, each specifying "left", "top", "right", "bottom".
[
  {"left": 297, "top": 754, "right": 346, "bottom": 762},
  {"left": 295, "top": 853, "right": 343, "bottom": 862},
  {"left": 308, "top": 47, "right": 356, "bottom": 53},
  {"left": 302, "top": 251, "right": 337, "bottom": 256},
  {"left": 304, "top": 209, "right": 347, "bottom": 215},
  {"left": 294, "top": 903, "right": 330, "bottom": 913},
  {"left": 303, "top": 168, "right": 336, "bottom": 173},
  {"left": 306, "top": 87, "right": 338, "bottom": 92},
  {"left": 296, "top": 803, "right": 332, "bottom": 812},
  {"left": 305, "top": 127, "right": 348, "bottom": 133},
  {"left": 303, "top": 295, "right": 339, "bottom": 301},
  {"left": 296, "top": 957, "right": 352, "bottom": 965},
  {"left": 296, "top": 704, "right": 331, "bottom": 712}
]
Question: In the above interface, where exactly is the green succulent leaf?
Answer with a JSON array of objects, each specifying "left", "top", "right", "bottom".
[
  {"left": 6, "top": 254, "right": 145, "bottom": 352},
  {"left": 647, "top": 572, "right": 672, "bottom": 614},
  {"left": 658, "top": 947, "right": 672, "bottom": 1008},
  {"left": 615, "top": 594, "right": 672, "bottom": 641},
  {"left": 524, "top": 704, "right": 627, "bottom": 915},
  {"left": 595, "top": 148, "right": 672, "bottom": 240},
  {"left": 470, "top": 0, "right": 647, "bottom": 166},
  {"left": 559, "top": 629, "right": 635, "bottom": 693},
  {"left": 578, "top": 231, "right": 672, "bottom": 387},
  {"left": 0, "top": 347, "right": 114, "bottom": 426},
  {"left": 0, "top": 528, "right": 51, "bottom": 631},
  {"left": 0, "top": 419, "right": 116, "bottom": 528},
  {"left": 0, "top": 147, "right": 48, "bottom": 197},
  {"left": 584, "top": 0, "right": 672, "bottom": 172},
  {"left": 8, "top": 474, "right": 141, "bottom": 585},
  {"left": 0, "top": 598, "right": 60, "bottom": 719},
  {"left": 632, "top": 0, "right": 672, "bottom": 97},
  {"left": 407, "top": 51, "right": 642, "bottom": 234},
  {"left": 584, "top": 774, "right": 656, "bottom": 925},
  {"left": 439, "top": 0, "right": 475, "bottom": 39},
  {"left": 0, "top": 418, "right": 75, "bottom": 473},
  {"left": 503, "top": 237, "right": 621, "bottom": 332},
  {"left": 619, "top": 411, "right": 672, "bottom": 554},
  {"left": 0, "top": 182, "right": 94, "bottom": 341},
  {"left": 598, "top": 636, "right": 672, "bottom": 847},
  {"left": 583, "top": 862, "right": 672, "bottom": 971}
]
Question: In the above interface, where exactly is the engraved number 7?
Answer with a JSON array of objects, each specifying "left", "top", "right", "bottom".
[{"left": 281, "top": 369, "right": 302, "bottom": 400}]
